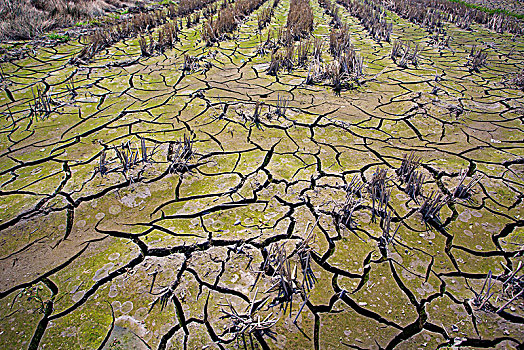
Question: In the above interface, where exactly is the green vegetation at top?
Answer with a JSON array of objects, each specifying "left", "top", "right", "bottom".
[
  {"left": 447, "top": 0, "right": 524, "bottom": 20},
  {"left": 46, "top": 33, "right": 70, "bottom": 42}
]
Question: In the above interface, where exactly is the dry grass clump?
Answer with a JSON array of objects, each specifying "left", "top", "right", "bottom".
[
  {"left": 138, "top": 21, "right": 179, "bottom": 56},
  {"left": 255, "top": 29, "right": 278, "bottom": 55},
  {"left": 269, "top": 0, "right": 313, "bottom": 48},
  {"left": 185, "top": 12, "right": 201, "bottom": 28},
  {"left": 257, "top": 7, "right": 273, "bottom": 30},
  {"left": 329, "top": 24, "right": 351, "bottom": 57},
  {"left": 455, "top": 11, "right": 472, "bottom": 30},
  {"left": 306, "top": 46, "right": 363, "bottom": 91},
  {"left": 177, "top": 0, "right": 215, "bottom": 16},
  {"left": 167, "top": 134, "right": 194, "bottom": 175},
  {"left": 507, "top": 69, "right": 524, "bottom": 91},
  {"left": 75, "top": 29, "right": 113, "bottom": 62},
  {"left": 381, "top": 0, "right": 444, "bottom": 33},
  {"left": 75, "top": 8, "right": 169, "bottom": 62},
  {"left": 181, "top": 52, "right": 214, "bottom": 73},
  {"left": 312, "top": 37, "right": 324, "bottom": 60},
  {"left": 390, "top": 39, "right": 420, "bottom": 68},
  {"left": 382, "top": 0, "right": 523, "bottom": 35},
  {"left": 295, "top": 40, "right": 311, "bottom": 67},
  {"left": 282, "top": 44, "right": 295, "bottom": 71},
  {"left": 201, "top": 6, "right": 235, "bottom": 44},
  {"left": 467, "top": 45, "right": 487, "bottom": 72},
  {"left": 265, "top": 38, "right": 315, "bottom": 75},
  {"left": 428, "top": 32, "right": 451, "bottom": 50},
  {"left": 419, "top": 191, "right": 448, "bottom": 227},
  {"left": 267, "top": 51, "right": 282, "bottom": 75},
  {"left": 202, "top": 3, "right": 218, "bottom": 17},
  {"left": 286, "top": 0, "right": 314, "bottom": 41},
  {"left": 303, "top": 18, "right": 363, "bottom": 91},
  {"left": 337, "top": 0, "right": 392, "bottom": 42},
  {"left": 258, "top": 0, "right": 281, "bottom": 32},
  {"left": 201, "top": 0, "right": 266, "bottom": 45},
  {"left": 0, "top": 0, "right": 145, "bottom": 41},
  {"left": 275, "top": 25, "right": 292, "bottom": 46},
  {"left": 319, "top": 0, "right": 341, "bottom": 27}
]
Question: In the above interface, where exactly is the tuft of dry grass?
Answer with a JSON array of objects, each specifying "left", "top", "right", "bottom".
[
  {"left": 312, "top": 37, "right": 324, "bottom": 60},
  {"left": 257, "top": 7, "right": 273, "bottom": 30},
  {"left": 337, "top": 0, "right": 392, "bottom": 42},
  {"left": 382, "top": 0, "right": 523, "bottom": 35},
  {"left": 267, "top": 51, "right": 282, "bottom": 76},
  {"left": 467, "top": 45, "right": 488, "bottom": 72},
  {"left": 329, "top": 24, "right": 351, "bottom": 57},
  {"left": 74, "top": 7, "right": 176, "bottom": 62},
  {"left": 178, "top": 0, "right": 215, "bottom": 16},
  {"left": 0, "top": 0, "right": 146, "bottom": 41},
  {"left": 508, "top": 69, "right": 524, "bottom": 90},
  {"left": 306, "top": 46, "right": 363, "bottom": 91},
  {"left": 286, "top": 0, "right": 314, "bottom": 41},
  {"left": 319, "top": 0, "right": 341, "bottom": 27},
  {"left": 390, "top": 39, "right": 420, "bottom": 68},
  {"left": 139, "top": 21, "right": 179, "bottom": 56},
  {"left": 201, "top": 0, "right": 266, "bottom": 45}
]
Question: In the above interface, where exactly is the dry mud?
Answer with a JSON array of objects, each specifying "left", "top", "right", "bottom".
[{"left": 0, "top": 0, "right": 523, "bottom": 349}]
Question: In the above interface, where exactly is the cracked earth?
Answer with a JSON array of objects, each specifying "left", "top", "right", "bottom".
[{"left": 0, "top": 0, "right": 523, "bottom": 349}]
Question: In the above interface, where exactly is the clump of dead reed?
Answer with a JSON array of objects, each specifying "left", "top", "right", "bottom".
[
  {"left": 312, "top": 37, "right": 324, "bottom": 61},
  {"left": 319, "top": 0, "right": 341, "bottom": 28},
  {"left": 383, "top": 0, "right": 523, "bottom": 35},
  {"left": 266, "top": 39, "right": 315, "bottom": 75},
  {"left": 368, "top": 168, "right": 391, "bottom": 222},
  {"left": 419, "top": 191, "right": 448, "bottom": 227},
  {"left": 74, "top": 8, "right": 169, "bottom": 63},
  {"left": 138, "top": 21, "right": 179, "bottom": 56},
  {"left": 390, "top": 39, "right": 420, "bottom": 68},
  {"left": 306, "top": 46, "right": 363, "bottom": 91},
  {"left": 472, "top": 264, "right": 523, "bottom": 314},
  {"left": 337, "top": 0, "right": 392, "bottom": 42},
  {"left": 452, "top": 169, "right": 482, "bottom": 201},
  {"left": 256, "top": 30, "right": 279, "bottom": 56},
  {"left": 275, "top": 25, "right": 293, "bottom": 47},
  {"left": 167, "top": 134, "right": 194, "bottom": 174},
  {"left": 96, "top": 137, "right": 159, "bottom": 177},
  {"left": 286, "top": 0, "right": 314, "bottom": 41},
  {"left": 257, "top": 7, "right": 273, "bottom": 30},
  {"left": 267, "top": 51, "right": 283, "bottom": 76},
  {"left": 114, "top": 141, "right": 140, "bottom": 179},
  {"left": 29, "top": 85, "right": 54, "bottom": 121},
  {"left": 178, "top": 0, "right": 215, "bottom": 16},
  {"left": 0, "top": 0, "right": 150, "bottom": 41},
  {"left": 507, "top": 69, "right": 524, "bottom": 91},
  {"left": 467, "top": 46, "right": 487, "bottom": 72},
  {"left": 182, "top": 54, "right": 211, "bottom": 73},
  {"left": 203, "top": 3, "right": 218, "bottom": 17},
  {"left": 329, "top": 24, "right": 351, "bottom": 57},
  {"left": 272, "top": 93, "right": 288, "bottom": 118},
  {"left": 336, "top": 176, "right": 364, "bottom": 228},
  {"left": 428, "top": 33, "right": 451, "bottom": 51},
  {"left": 296, "top": 41, "right": 311, "bottom": 67},
  {"left": 185, "top": 12, "right": 201, "bottom": 28},
  {"left": 201, "top": 0, "right": 266, "bottom": 45},
  {"left": 219, "top": 295, "right": 277, "bottom": 346},
  {"left": 396, "top": 152, "right": 424, "bottom": 203}
]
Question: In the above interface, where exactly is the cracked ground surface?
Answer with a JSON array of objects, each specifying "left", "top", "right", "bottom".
[{"left": 0, "top": 0, "right": 523, "bottom": 349}]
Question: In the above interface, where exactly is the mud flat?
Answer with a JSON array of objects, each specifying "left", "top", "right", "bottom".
[{"left": 0, "top": 0, "right": 523, "bottom": 348}]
